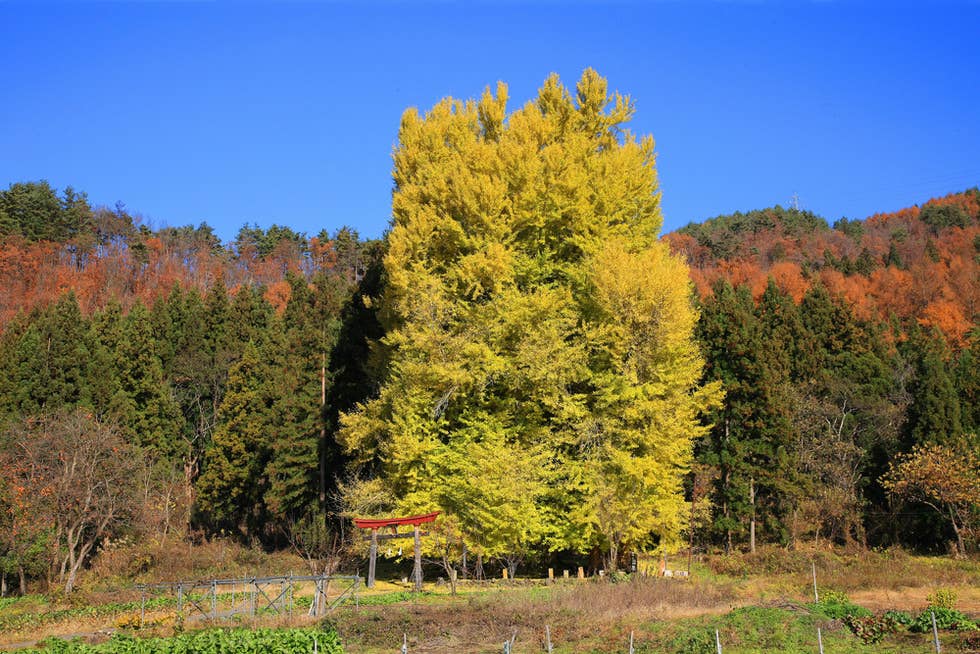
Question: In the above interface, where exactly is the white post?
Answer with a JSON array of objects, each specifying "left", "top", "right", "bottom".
[
  {"left": 931, "top": 611, "right": 941, "bottom": 653},
  {"left": 811, "top": 562, "right": 819, "bottom": 603},
  {"left": 715, "top": 629, "right": 723, "bottom": 654}
]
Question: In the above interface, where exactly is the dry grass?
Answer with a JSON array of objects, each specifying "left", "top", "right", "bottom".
[
  {"left": 325, "top": 577, "right": 737, "bottom": 653},
  {"left": 84, "top": 537, "right": 309, "bottom": 589},
  {"left": 5, "top": 545, "right": 979, "bottom": 653},
  {"left": 697, "top": 544, "right": 980, "bottom": 625},
  {"left": 704, "top": 545, "right": 980, "bottom": 593}
]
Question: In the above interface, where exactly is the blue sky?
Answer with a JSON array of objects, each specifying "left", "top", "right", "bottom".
[{"left": 2, "top": 1, "right": 978, "bottom": 243}]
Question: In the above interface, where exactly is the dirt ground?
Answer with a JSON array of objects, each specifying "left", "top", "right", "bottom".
[{"left": 848, "top": 584, "right": 980, "bottom": 614}]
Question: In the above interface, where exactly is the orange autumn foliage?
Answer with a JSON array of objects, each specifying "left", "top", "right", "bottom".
[{"left": 666, "top": 189, "right": 979, "bottom": 346}]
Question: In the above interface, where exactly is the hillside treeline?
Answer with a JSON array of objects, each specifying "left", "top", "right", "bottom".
[{"left": 0, "top": 174, "right": 977, "bottom": 593}]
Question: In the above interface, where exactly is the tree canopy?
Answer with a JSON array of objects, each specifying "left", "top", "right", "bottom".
[{"left": 338, "top": 69, "right": 719, "bottom": 569}]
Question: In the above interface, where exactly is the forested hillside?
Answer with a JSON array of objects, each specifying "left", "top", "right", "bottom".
[
  {"left": 669, "top": 191, "right": 979, "bottom": 557},
  {"left": 667, "top": 190, "right": 980, "bottom": 345},
  {"left": 0, "top": 125, "right": 977, "bottom": 593}
]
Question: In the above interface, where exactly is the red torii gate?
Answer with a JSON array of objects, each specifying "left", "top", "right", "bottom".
[{"left": 353, "top": 511, "right": 439, "bottom": 591}]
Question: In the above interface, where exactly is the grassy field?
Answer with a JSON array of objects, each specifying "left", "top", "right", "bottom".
[{"left": 2, "top": 546, "right": 978, "bottom": 653}]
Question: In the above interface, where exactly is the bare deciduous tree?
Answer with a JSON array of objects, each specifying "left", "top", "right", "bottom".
[{"left": 1, "top": 410, "right": 141, "bottom": 593}]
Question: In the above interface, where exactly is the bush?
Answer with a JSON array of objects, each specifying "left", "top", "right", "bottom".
[
  {"left": 666, "top": 628, "right": 716, "bottom": 654},
  {"left": 882, "top": 609, "right": 914, "bottom": 626},
  {"left": 607, "top": 570, "right": 632, "bottom": 584},
  {"left": 843, "top": 613, "right": 901, "bottom": 644},
  {"left": 909, "top": 607, "right": 978, "bottom": 633},
  {"left": 812, "top": 590, "right": 870, "bottom": 620},
  {"left": 927, "top": 588, "right": 958, "bottom": 610}
]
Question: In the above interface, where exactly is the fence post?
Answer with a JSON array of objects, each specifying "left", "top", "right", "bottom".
[
  {"left": 401, "top": 633, "right": 408, "bottom": 654},
  {"left": 931, "top": 611, "right": 941, "bottom": 653},
  {"left": 715, "top": 629, "right": 723, "bottom": 654},
  {"left": 817, "top": 627, "right": 824, "bottom": 654},
  {"left": 545, "top": 625, "right": 552, "bottom": 653},
  {"left": 811, "top": 562, "right": 819, "bottom": 603},
  {"left": 629, "top": 630, "right": 635, "bottom": 654}
]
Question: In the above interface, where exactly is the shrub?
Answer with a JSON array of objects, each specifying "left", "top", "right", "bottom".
[
  {"left": 843, "top": 613, "right": 901, "bottom": 644},
  {"left": 666, "top": 628, "right": 716, "bottom": 654},
  {"left": 882, "top": 609, "right": 914, "bottom": 626},
  {"left": 927, "top": 588, "right": 958, "bottom": 610},
  {"left": 813, "top": 590, "right": 870, "bottom": 620},
  {"left": 909, "top": 607, "right": 978, "bottom": 633}
]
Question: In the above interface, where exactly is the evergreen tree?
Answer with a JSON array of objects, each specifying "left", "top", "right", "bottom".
[
  {"left": 263, "top": 275, "right": 323, "bottom": 520},
  {"left": 39, "top": 293, "right": 91, "bottom": 410},
  {"left": 196, "top": 341, "right": 272, "bottom": 536},
  {"left": 904, "top": 327, "right": 963, "bottom": 447},
  {"left": 0, "top": 295, "right": 91, "bottom": 419},
  {"left": 1, "top": 322, "right": 45, "bottom": 418},
  {"left": 87, "top": 301, "right": 125, "bottom": 420},
  {"left": 0, "top": 181, "right": 63, "bottom": 241},
  {"left": 696, "top": 280, "right": 791, "bottom": 550},
  {"left": 954, "top": 330, "right": 979, "bottom": 436},
  {"left": 228, "top": 284, "right": 273, "bottom": 354},
  {"left": 111, "top": 302, "right": 184, "bottom": 460},
  {"left": 166, "top": 287, "right": 217, "bottom": 467}
]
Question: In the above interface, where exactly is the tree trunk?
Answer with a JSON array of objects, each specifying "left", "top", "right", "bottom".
[
  {"left": 440, "top": 553, "right": 457, "bottom": 596},
  {"left": 949, "top": 508, "right": 966, "bottom": 558},
  {"left": 65, "top": 537, "right": 95, "bottom": 594},
  {"left": 18, "top": 566, "right": 26, "bottom": 595},
  {"left": 183, "top": 457, "right": 197, "bottom": 533},
  {"left": 749, "top": 477, "right": 756, "bottom": 554},
  {"left": 475, "top": 554, "right": 484, "bottom": 580},
  {"left": 607, "top": 540, "right": 619, "bottom": 573},
  {"left": 412, "top": 525, "right": 423, "bottom": 592},
  {"left": 688, "top": 490, "right": 696, "bottom": 575},
  {"left": 319, "top": 353, "right": 327, "bottom": 505},
  {"left": 1, "top": 572, "right": 6, "bottom": 597}
]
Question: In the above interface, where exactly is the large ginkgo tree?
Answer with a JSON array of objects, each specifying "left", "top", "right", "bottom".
[{"left": 339, "top": 69, "right": 720, "bottom": 571}]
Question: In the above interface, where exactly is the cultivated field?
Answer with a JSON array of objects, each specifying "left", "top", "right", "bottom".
[{"left": 1, "top": 545, "right": 978, "bottom": 653}]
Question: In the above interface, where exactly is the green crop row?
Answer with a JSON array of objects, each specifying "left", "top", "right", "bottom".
[{"left": 35, "top": 626, "right": 342, "bottom": 653}]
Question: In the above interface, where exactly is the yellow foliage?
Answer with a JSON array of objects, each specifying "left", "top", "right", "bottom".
[{"left": 340, "top": 69, "right": 719, "bottom": 566}]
